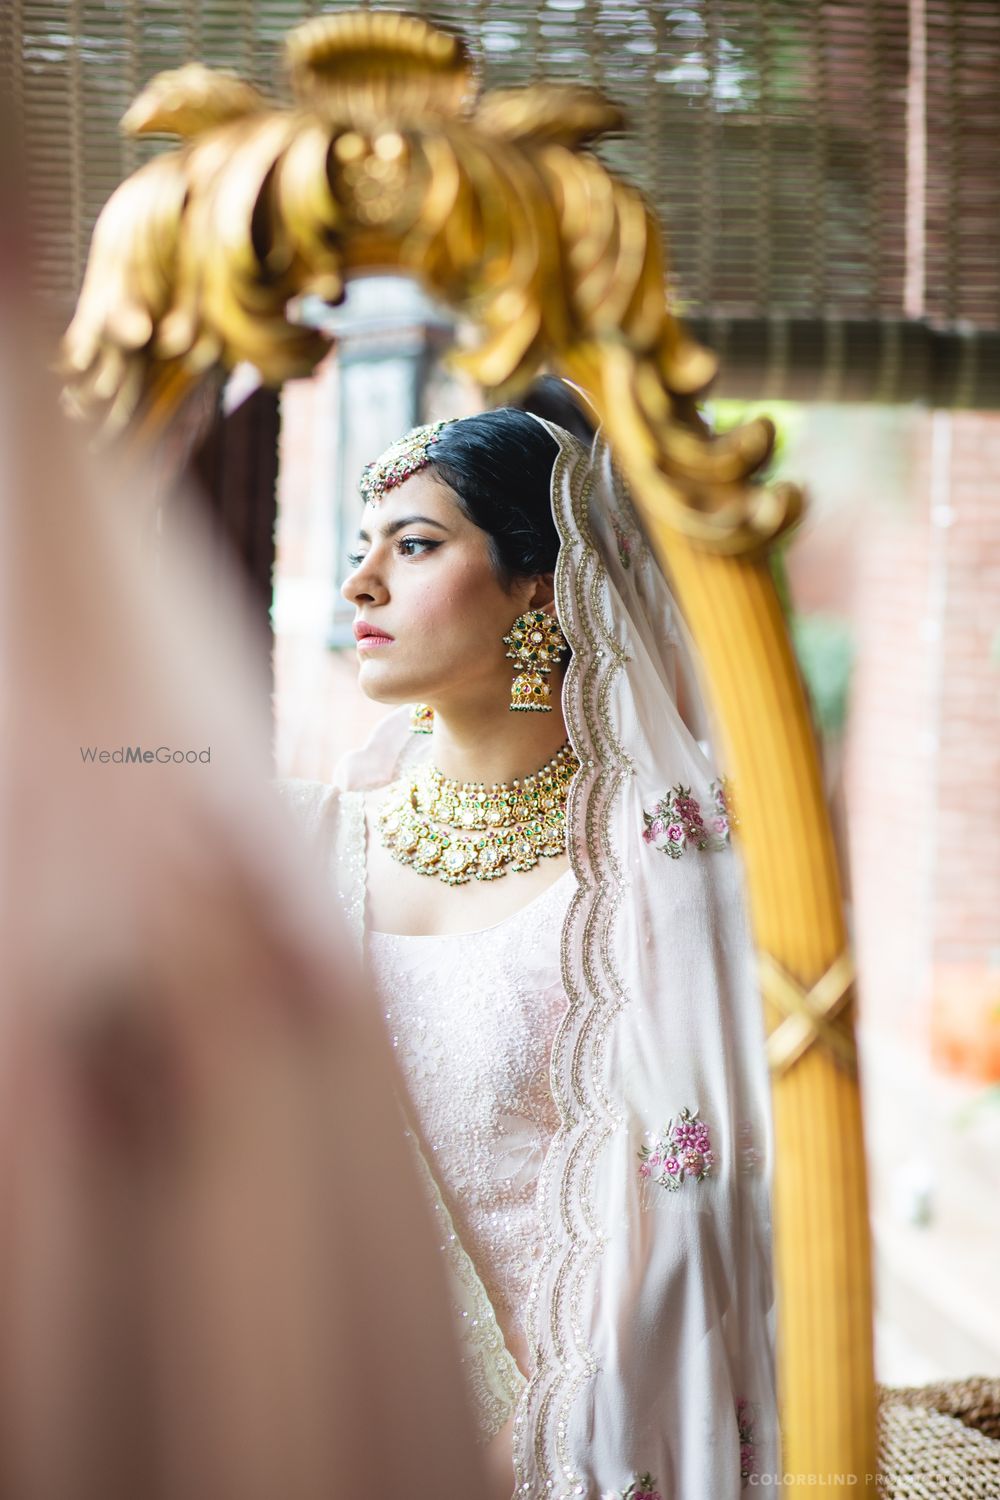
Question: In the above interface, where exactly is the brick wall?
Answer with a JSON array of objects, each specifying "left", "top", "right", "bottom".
[
  {"left": 925, "top": 413, "right": 1000, "bottom": 1079},
  {"left": 790, "top": 407, "right": 1000, "bottom": 1080}
]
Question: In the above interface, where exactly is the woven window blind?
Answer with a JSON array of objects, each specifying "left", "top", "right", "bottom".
[{"left": 5, "top": 1, "right": 999, "bottom": 400}]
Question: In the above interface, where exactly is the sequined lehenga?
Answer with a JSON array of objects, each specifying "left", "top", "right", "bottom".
[{"left": 367, "top": 868, "right": 575, "bottom": 1379}]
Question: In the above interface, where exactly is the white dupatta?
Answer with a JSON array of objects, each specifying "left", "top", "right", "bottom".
[
  {"left": 510, "top": 420, "right": 780, "bottom": 1499},
  {"left": 280, "top": 419, "right": 780, "bottom": 1499}
]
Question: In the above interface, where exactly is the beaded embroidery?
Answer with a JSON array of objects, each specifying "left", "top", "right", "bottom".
[
  {"left": 514, "top": 428, "right": 634, "bottom": 1496},
  {"left": 368, "top": 871, "right": 574, "bottom": 1444},
  {"left": 603, "top": 1473, "right": 662, "bottom": 1500},
  {"left": 641, "top": 778, "right": 735, "bottom": 857},
  {"left": 737, "top": 1117, "right": 762, "bottom": 1176},
  {"left": 638, "top": 1106, "right": 715, "bottom": 1192}
]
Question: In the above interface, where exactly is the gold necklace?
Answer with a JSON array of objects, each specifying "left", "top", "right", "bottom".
[{"left": 377, "top": 742, "right": 579, "bottom": 886}]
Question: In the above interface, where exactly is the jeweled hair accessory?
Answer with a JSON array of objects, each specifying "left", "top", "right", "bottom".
[{"left": 359, "top": 419, "right": 453, "bottom": 505}]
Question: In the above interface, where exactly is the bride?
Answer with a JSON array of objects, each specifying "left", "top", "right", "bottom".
[{"left": 277, "top": 401, "right": 780, "bottom": 1500}]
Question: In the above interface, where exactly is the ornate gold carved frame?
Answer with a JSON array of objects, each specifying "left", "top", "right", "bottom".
[{"left": 62, "top": 13, "right": 876, "bottom": 1493}]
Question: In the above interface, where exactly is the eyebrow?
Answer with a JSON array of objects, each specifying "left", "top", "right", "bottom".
[{"left": 356, "top": 514, "right": 452, "bottom": 543}]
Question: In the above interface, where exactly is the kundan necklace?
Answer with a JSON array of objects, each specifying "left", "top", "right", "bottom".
[{"left": 377, "top": 741, "right": 579, "bottom": 886}]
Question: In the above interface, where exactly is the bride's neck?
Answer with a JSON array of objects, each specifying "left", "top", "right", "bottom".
[{"left": 427, "top": 690, "right": 570, "bottom": 787}]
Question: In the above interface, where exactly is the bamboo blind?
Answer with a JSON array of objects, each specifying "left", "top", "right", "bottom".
[{"left": 4, "top": 1, "right": 1000, "bottom": 400}]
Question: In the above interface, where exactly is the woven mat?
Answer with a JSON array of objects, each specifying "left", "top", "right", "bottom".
[{"left": 876, "top": 1377, "right": 1000, "bottom": 1498}]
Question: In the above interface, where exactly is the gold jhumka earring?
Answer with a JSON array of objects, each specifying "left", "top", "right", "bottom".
[
  {"left": 409, "top": 703, "right": 434, "bottom": 734},
  {"left": 502, "top": 609, "right": 568, "bottom": 713}
]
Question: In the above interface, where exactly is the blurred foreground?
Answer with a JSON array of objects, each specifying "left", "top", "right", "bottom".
[{"left": 0, "top": 183, "right": 486, "bottom": 1496}]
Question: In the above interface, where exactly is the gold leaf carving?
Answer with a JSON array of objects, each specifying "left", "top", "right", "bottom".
[
  {"left": 61, "top": 9, "right": 802, "bottom": 553},
  {"left": 120, "top": 62, "right": 269, "bottom": 139},
  {"left": 474, "top": 85, "right": 624, "bottom": 146},
  {"left": 286, "top": 12, "right": 474, "bottom": 125}
]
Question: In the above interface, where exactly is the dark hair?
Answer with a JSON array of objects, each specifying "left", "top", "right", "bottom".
[
  {"left": 509, "top": 373, "right": 598, "bottom": 448},
  {"left": 428, "top": 408, "right": 561, "bottom": 587}
]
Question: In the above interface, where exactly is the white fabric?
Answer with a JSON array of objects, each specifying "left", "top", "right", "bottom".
[
  {"left": 367, "top": 868, "right": 576, "bottom": 1366},
  {"left": 276, "top": 771, "right": 532, "bottom": 1439},
  {"left": 514, "top": 422, "right": 780, "bottom": 1499},
  {"left": 277, "top": 418, "right": 780, "bottom": 1499}
]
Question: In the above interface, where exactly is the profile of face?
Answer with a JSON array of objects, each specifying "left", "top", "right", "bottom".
[{"left": 340, "top": 468, "right": 555, "bottom": 714}]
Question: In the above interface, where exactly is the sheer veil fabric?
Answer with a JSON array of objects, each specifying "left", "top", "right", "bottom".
[
  {"left": 514, "top": 420, "right": 780, "bottom": 1498},
  {"left": 288, "top": 419, "right": 780, "bottom": 1499}
]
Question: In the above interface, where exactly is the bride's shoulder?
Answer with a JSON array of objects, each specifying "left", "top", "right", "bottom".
[{"left": 272, "top": 776, "right": 348, "bottom": 841}]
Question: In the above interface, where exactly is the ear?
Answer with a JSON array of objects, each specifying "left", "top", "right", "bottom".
[{"left": 527, "top": 572, "right": 557, "bottom": 611}]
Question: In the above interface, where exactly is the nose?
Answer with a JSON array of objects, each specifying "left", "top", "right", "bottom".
[{"left": 341, "top": 553, "right": 388, "bottom": 607}]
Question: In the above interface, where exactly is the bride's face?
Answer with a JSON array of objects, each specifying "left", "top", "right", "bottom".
[{"left": 341, "top": 469, "right": 543, "bottom": 709}]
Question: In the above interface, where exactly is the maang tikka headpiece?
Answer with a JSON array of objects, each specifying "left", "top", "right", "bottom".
[
  {"left": 359, "top": 419, "right": 455, "bottom": 505},
  {"left": 363, "top": 418, "right": 456, "bottom": 738}
]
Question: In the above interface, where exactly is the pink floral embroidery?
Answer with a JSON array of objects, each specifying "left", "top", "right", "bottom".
[
  {"left": 611, "top": 517, "right": 635, "bottom": 571},
  {"left": 737, "top": 1395, "right": 757, "bottom": 1487},
  {"left": 638, "top": 1106, "right": 715, "bottom": 1191},
  {"left": 603, "top": 1473, "right": 662, "bottom": 1500},
  {"left": 641, "top": 779, "right": 735, "bottom": 856}
]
